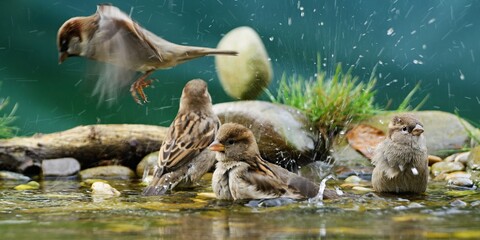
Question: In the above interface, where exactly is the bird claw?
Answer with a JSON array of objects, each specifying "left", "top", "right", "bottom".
[{"left": 130, "top": 77, "right": 153, "bottom": 105}]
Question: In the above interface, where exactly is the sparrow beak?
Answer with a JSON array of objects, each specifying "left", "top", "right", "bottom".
[
  {"left": 412, "top": 124, "right": 424, "bottom": 136},
  {"left": 58, "top": 52, "right": 68, "bottom": 64},
  {"left": 209, "top": 141, "right": 225, "bottom": 152}
]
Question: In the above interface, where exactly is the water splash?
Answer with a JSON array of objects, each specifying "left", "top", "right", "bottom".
[{"left": 309, "top": 175, "right": 334, "bottom": 205}]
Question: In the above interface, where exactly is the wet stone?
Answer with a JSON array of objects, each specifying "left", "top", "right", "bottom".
[
  {"left": 80, "top": 166, "right": 136, "bottom": 180},
  {"left": 454, "top": 152, "right": 470, "bottom": 164},
  {"left": 41, "top": 157, "right": 81, "bottom": 176},
  {"left": 450, "top": 199, "right": 467, "bottom": 207},
  {"left": 213, "top": 101, "right": 327, "bottom": 170},
  {"left": 428, "top": 155, "right": 442, "bottom": 166},
  {"left": 447, "top": 177, "right": 474, "bottom": 188},
  {"left": 431, "top": 161, "right": 465, "bottom": 176}
]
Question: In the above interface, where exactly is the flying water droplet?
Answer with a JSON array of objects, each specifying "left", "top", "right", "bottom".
[{"left": 387, "top": 27, "right": 394, "bottom": 36}]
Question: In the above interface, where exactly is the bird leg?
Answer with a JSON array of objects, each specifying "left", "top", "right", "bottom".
[{"left": 130, "top": 70, "right": 154, "bottom": 104}]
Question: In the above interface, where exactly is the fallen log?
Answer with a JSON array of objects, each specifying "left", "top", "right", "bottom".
[{"left": 0, "top": 124, "right": 167, "bottom": 176}]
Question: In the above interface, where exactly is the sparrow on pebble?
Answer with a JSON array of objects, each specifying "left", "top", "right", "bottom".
[
  {"left": 371, "top": 114, "right": 428, "bottom": 193},
  {"left": 143, "top": 79, "right": 220, "bottom": 195},
  {"left": 209, "top": 123, "right": 337, "bottom": 200},
  {"left": 57, "top": 4, "right": 237, "bottom": 104}
]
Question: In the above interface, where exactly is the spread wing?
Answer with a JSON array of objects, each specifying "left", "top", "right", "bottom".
[
  {"left": 159, "top": 111, "right": 219, "bottom": 172},
  {"left": 88, "top": 4, "right": 162, "bottom": 102}
]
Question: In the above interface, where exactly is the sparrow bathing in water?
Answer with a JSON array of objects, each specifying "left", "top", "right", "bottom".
[
  {"left": 371, "top": 114, "right": 428, "bottom": 194},
  {"left": 143, "top": 79, "right": 220, "bottom": 195},
  {"left": 57, "top": 4, "right": 237, "bottom": 104},
  {"left": 209, "top": 123, "right": 338, "bottom": 200}
]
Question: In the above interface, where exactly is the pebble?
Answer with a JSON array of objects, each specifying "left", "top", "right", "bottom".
[
  {"left": 447, "top": 177, "right": 474, "bottom": 188},
  {"left": 450, "top": 199, "right": 467, "bottom": 207},
  {"left": 344, "top": 175, "right": 362, "bottom": 183},
  {"left": 136, "top": 151, "right": 158, "bottom": 177},
  {"left": 454, "top": 152, "right": 470, "bottom": 164}
]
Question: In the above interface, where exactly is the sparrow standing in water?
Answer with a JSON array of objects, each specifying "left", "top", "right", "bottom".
[
  {"left": 143, "top": 79, "right": 220, "bottom": 195},
  {"left": 57, "top": 4, "right": 237, "bottom": 104},
  {"left": 371, "top": 114, "right": 428, "bottom": 193},
  {"left": 209, "top": 123, "right": 337, "bottom": 200}
]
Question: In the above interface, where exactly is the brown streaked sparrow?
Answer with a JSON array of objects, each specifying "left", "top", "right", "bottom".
[
  {"left": 209, "top": 123, "right": 338, "bottom": 200},
  {"left": 143, "top": 79, "right": 220, "bottom": 195},
  {"left": 371, "top": 114, "right": 428, "bottom": 193},
  {"left": 57, "top": 4, "right": 237, "bottom": 104}
]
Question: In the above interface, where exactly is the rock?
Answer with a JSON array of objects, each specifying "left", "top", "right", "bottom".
[
  {"left": 14, "top": 181, "right": 40, "bottom": 190},
  {"left": 215, "top": 26, "right": 273, "bottom": 100},
  {"left": 91, "top": 182, "right": 121, "bottom": 196},
  {"left": 431, "top": 161, "right": 465, "bottom": 176},
  {"left": 79, "top": 166, "right": 136, "bottom": 180},
  {"left": 447, "top": 177, "right": 474, "bottom": 188},
  {"left": 344, "top": 175, "right": 362, "bottom": 183},
  {"left": 136, "top": 151, "right": 158, "bottom": 177},
  {"left": 450, "top": 199, "right": 467, "bottom": 207},
  {"left": 41, "top": 158, "right": 80, "bottom": 176},
  {"left": 351, "top": 186, "right": 374, "bottom": 193},
  {"left": 467, "top": 146, "right": 480, "bottom": 170},
  {"left": 342, "top": 111, "right": 479, "bottom": 160},
  {"left": 454, "top": 152, "right": 470, "bottom": 164},
  {"left": 445, "top": 171, "right": 471, "bottom": 180},
  {"left": 428, "top": 155, "right": 442, "bottom": 166},
  {"left": 0, "top": 171, "right": 30, "bottom": 181},
  {"left": 213, "top": 101, "right": 327, "bottom": 170}
]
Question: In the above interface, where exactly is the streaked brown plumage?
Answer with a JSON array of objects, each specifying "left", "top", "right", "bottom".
[
  {"left": 57, "top": 4, "right": 237, "bottom": 104},
  {"left": 371, "top": 114, "right": 428, "bottom": 193},
  {"left": 143, "top": 79, "right": 220, "bottom": 195},
  {"left": 209, "top": 123, "right": 337, "bottom": 200}
]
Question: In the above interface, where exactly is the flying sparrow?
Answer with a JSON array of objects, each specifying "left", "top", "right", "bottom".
[
  {"left": 143, "top": 79, "right": 220, "bottom": 195},
  {"left": 371, "top": 114, "right": 428, "bottom": 193},
  {"left": 57, "top": 4, "right": 237, "bottom": 104},
  {"left": 209, "top": 123, "right": 337, "bottom": 200}
]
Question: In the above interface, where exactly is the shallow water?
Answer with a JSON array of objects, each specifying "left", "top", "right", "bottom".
[{"left": 1, "top": 175, "right": 479, "bottom": 240}]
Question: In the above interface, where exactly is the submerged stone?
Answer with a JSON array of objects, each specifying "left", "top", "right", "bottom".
[
  {"left": 91, "top": 182, "right": 121, "bottom": 196},
  {"left": 213, "top": 101, "right": 327, "bottom": 170},
  {"left": 215, "top": 26, "right": 272, "bottom": 100},
  {"left": 80, "top": 166, "right": 136, "bottom": 180},
  {"left": 14, "top": 181, "right": 40, "bottom": 190}
]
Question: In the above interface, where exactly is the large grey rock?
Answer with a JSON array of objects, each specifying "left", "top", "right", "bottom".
[
  {"left": 136, "top": 151, "right": 158, "bottom": 177},
  {"left": 41, "top": 158, "right": 80, "bottom": 176},
  {"left": 213, "top": 101, "right": 328, "bottom": 170},
  {"left": 215, "top": 26, "right": 273, "bottom": 100},
  {"left": 333, "top": 111, "right": 480, "bottom": 165}
]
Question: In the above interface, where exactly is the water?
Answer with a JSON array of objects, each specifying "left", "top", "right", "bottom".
[
  {"left": 0, "top": 0, "right": 479, "bottom": 136},
  {"left": 1, "top": 177, "right": 479, "bottom": 239}
]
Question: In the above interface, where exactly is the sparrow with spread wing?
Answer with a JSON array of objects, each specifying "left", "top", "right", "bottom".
[
  {"left": 143, "top": 79, "right": 220, "bottom": 195},
  {"left": 57, "top": 4, "right": 237, "bottom": 104}
]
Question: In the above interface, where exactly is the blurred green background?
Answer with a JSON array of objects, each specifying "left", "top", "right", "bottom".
[{"left": 0, "top": 0, "right": 479, "bottom": 136}]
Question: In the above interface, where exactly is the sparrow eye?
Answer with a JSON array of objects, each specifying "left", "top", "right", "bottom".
[
  {"left": 402, "top": 127, "right": 408, "bottom": 132},
  {"left": 227, "top": 139, "right": 235, "bottom": 145},
  {"left": 60, "top": 39, "right": 69, "bottom": 52}
]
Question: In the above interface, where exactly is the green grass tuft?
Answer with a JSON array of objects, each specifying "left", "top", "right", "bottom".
[
  {"left": 0, "top": 97, "right": 18, "bottom": 138},
  {"left": 267, "top": 56, "right": 378, "bottom": 132}
]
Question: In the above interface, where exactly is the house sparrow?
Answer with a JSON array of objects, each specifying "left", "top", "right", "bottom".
[
  {"left": 371, "top": 114, "right": 428, "bottom": 193},
  {"left": 143, "top": 79, "right": 220, "bottom": 195},
  {"left": 57, "top": 4, "right": 237, "bottom": 104},
  {"left": 209, "top": 123, "right": 337, "bottom": 200}
]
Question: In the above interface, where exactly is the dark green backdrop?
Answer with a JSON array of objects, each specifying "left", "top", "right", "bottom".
[{"left": 1, "top": 0, "right": 479, "bottom": 135}]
